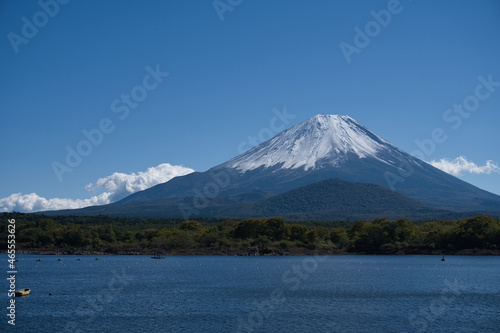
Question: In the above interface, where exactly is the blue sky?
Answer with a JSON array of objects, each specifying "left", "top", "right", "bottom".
[{"left": 1, "top": 0, "right": 499, "bottom": 212}]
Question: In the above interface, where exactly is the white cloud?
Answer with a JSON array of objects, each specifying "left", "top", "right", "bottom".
[
  {"left": 85, "top": 163, "right": 194, "bottom": 202},
  {"left": 0, "top": 163, "right": 194, "bottom": 213},
  {"left": 0, "top": 192, "right": 112, "bottom": 213},
  {"left": 428, "top": 156, "right": 500, "bottom": 176}
]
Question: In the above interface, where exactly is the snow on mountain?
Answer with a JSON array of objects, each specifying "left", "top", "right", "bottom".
[
  {"left": 226, "top": 114, "right": 409, "bottom": 172},
  {"left": 45, "top": 113, "right": 500, "bottom": 217}
]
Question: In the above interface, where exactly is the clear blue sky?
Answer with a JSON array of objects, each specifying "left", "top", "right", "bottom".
[{"left": 1, "top": 0, "right": 499, "bottom": 210}]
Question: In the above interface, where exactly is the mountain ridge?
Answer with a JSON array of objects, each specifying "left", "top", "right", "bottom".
[{"left": 43, "top": 114, "right": 500, "bottom": 218}]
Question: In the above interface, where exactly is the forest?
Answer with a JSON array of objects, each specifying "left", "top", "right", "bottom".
[{"left": 1, "top": 212, "right": 499, "bottom": 255}]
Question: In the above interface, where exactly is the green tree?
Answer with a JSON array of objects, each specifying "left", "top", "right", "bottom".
[
  {"left": 234, "top": 219, "right": 265, "bottom": 239},
  {"left": 264, "top": 218, "right": 290, "bottom": 241},
  {"left": 179, "top": 220, "right": 204, "bottom": 232},
  {"left": 330, "top": 227, "right": 350, "bottom": 248},
  {"left": 290, "top": 224, "right": 308, "bottom": 243}
]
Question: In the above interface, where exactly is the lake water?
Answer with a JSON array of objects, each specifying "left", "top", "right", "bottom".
[{"left": 2, "top": 254, "right": 499, "bottom": 332}]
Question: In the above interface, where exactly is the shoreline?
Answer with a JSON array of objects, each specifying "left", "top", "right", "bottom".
[{"left": 8, "top": 248, "right": 500, "bottom": 256}]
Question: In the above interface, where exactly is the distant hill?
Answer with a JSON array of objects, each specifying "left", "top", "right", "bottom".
[
  {"left": 249, "top": 178, "right": 435, "bottom": 220},
  {"left": 45, "top": 178, "right": 499, "bottom": 221}
]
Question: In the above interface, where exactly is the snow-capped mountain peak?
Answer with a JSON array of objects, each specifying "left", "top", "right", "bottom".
[
  {"left": 225, "top": 114, "right": 395, "bottom": 173},
  {"left": 56, "top": 113, "right": 500, "bottom": 217}
]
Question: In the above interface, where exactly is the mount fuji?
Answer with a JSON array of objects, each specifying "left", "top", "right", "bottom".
[{"left": 47, "top": 114, "right": 500, "bottom": 220}]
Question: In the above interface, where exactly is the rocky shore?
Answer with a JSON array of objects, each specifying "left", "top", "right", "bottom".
[{"left": 11, "top": 248, "right": 500, "bottom": 256}]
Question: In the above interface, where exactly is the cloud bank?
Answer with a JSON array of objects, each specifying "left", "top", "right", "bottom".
[
  {"left": 85, "top": 163, "right": 194, "bottom": 202},
  {"left": 428, "top": 156, "right": 500, "bottom": 176},
  {"left": 0, "top": 163, "right": 194, "bottom": 213}
]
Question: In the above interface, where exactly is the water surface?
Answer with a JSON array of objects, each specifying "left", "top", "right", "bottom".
[{"left": 2, "top": 254, "right": 499, "bottom": 332}]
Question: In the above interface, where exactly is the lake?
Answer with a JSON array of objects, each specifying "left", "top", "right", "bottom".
[{"left": 2, "top": 254, "right": 499, "bottom": 332}]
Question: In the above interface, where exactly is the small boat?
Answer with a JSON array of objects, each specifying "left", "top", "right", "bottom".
[
  {"left": 14, "top": 288, "right": 30, "bottom": 297},
  {"left": 57, "top": 258, "right": 62, "bottom": 261},
  {"left": 441, "top": 256, "right": 446, "bottom": 261},
  {"left": 95, "top": 258, "right": 100, "bottom": 260},
  {"left": 36, "top": 259, "right": 43, "bottom": 262},
  {"left": 151, "top": 254, "right": 166, "bottom": 259}
]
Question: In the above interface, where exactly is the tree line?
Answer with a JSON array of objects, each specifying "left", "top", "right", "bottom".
[{"left": 1, "top": 213, "right": 499, "bottom": 254}]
